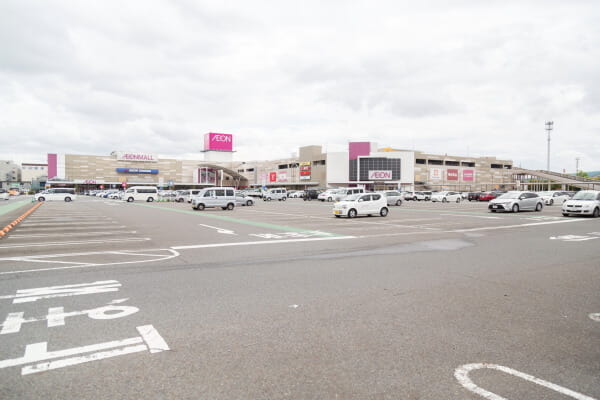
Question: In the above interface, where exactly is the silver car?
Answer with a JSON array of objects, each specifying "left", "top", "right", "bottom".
[
  {"left": 488, "top": 191, "right": 544, "bottom": 213},
  {"left": 191, "top": 187, "right": 236, "bottom": 211},
  {"left": 379, "top": 191, "right": 403, "bottom": 206},
  {"left": 235, "top": 191, "right": 254, "bottom": 206}
]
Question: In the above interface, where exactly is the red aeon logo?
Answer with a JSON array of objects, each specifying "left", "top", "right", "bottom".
[{"left": 211, "top": 134, "right": 232, "bottom": 142}]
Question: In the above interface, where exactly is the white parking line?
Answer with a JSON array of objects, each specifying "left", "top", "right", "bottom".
[
  {"left": 0, "top": 238, "right": 150, "bottom": 249},
  {"left": 20, "top": 221, "right": 118, "bottom": 227},
  {"left": 450, "top": 218, "right": 590, "bottom": 233},
  {"left": 7, "top": 231, "right": 138, "bottom": 239},
  {"left": 170, "top": 235, "right": 356, "bottom": 250},
  {"left": 440, "top": 213, "right": 501, "bottom": 220},
  {"left": 455, "top": 363, "right": 597, "bottom": 400}
]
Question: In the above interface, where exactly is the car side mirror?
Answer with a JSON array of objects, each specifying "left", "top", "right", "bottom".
[
  {"left": 519, "top": 195, "right": 525, "bottom": 200},
  {"left": 358, "top": 199, "right": 363, "bottom": 202}
]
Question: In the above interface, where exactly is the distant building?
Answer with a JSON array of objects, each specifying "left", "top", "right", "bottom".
[
  {"left": 21, "top": 163, "right": 48, "bottom": 191},
  {"left": 0, "top": 160, "right": 21, "bottom": 189}
]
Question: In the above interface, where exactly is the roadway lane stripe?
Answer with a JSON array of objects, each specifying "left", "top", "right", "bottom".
[
  {"left": 0, "top": 238, "right": 150, "bottom": 249},
  {"left": 450, "top": 218, "right": 590, "bottom": 232},
  {"left": 170, "top": 235, "right": 355, "bottom": 250},
  {"left": 130, "top": 203, "right": 343, "bottom": 236},
  {"left": 440, "top": 213, "right": 502, "bottom": 219}
]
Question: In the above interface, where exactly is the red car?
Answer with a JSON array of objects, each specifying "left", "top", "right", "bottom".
[{"left": 478, "top": 192, "right": 498, "bottom": 201}]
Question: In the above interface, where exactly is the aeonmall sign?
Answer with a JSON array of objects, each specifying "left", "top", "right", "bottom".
[{"left": 115, "top": 152, "right": 158, "bottom": 162}]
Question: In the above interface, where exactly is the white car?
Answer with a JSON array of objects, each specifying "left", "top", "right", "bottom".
[
  {"left": 35, "top": 188, "right": 77, "bottom": 202},
  {"left": 537, "top": 191, "right": 571, "bottom": 205},
  {"left": 318, "top": 189, "right": 340, "bottom": 202},
  {"left": 289, "top": 190, "right": 304, "bottom": 198},
  {"left": 0, "top": 189, "right": 9, "bottom": 200},
  {"left": 378, "top": 191, "right": 403, "bottom": 206},
  {"left": 333, "top": 193, "right": 389, "bottom": 218},
  {"left": 431, "top": 191, "right": 462, "bottom": 203},
  {"left": 488, "top": 191, "right": 543, "bottom": 213},
  {"left": 562, "top": 190, "right": 600, "bottom": 218},
  {"left": 235, "top": 191, "right": 254, "bottom": 206}
]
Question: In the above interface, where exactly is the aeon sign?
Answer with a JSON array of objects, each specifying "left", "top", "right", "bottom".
[
  {"left": 368, "top": 170, "right": 392, "bottom": 180},
  {"left": 204, "top": 132, "right": 233, "bottom": 151}
]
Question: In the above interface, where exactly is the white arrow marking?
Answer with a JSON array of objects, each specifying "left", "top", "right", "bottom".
[{"left": 198, "top": 224, "right": 236, "bottom": 235}]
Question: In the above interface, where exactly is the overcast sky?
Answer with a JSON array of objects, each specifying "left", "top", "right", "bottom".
[{"left": 1, "top": 0, "right": 599, "bottom": 172}]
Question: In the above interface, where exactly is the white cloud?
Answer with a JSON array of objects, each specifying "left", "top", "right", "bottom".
[{"left": 0, "top": 0, "right": 599, "bottom": 172}]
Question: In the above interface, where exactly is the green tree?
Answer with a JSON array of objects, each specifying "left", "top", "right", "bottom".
[{"left": 576, "top": 171, "right": 590, "bottom": 178}]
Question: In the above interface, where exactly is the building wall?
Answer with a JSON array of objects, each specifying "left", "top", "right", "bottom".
[
  {"left": 0, "top": 160, "right": 21, "bottom": 188},
  {"left": 21, "top": 164, "right": 48, "bottom": 182}
]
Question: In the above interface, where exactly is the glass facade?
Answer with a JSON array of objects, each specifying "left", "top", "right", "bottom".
[{"left": 349, "top": 157, "right": 402, "bottom": 181}]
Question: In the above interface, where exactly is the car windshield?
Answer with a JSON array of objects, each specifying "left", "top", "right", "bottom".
[
  {"left": 572, "top": 192, "right": 597, "bottom": 200},
  {"left": 498, "top": 192, "right": 520, "bottom": 199},
  {"left": 537, "top": 191, "right": 550, "bottom": 196},
  {"left": 344, "top": 194, "right": 360, "bottom": 201}
]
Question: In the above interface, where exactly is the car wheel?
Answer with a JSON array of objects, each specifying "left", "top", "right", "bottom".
[
  {"left": 535, "top": 202, "right": 543, "bottom": 212},
  {"left": 196, "top": 203, "right": 205, "bottom": 210},
  {"left": 221, "top": 207, "right": 227, "bottom": 210},
  {"left": 380, "top": 207, "right": 388, "bottom": 217},
  {"left": 549, "top": 199, "right": 554, "bottom": 205},
  {"left": 456, "top": 198, "right": 461, "bottom": 203},
  {"left": 38, "top": 197, "right": 45, "bottom": 202},
  {"left": 267, "top": 197, "right": 272, "bottom": 201},
  {"left": 395, "top": 200, "right": 402, "bottom": 206},
  {"left": 348, "top": 209, "right": 357, "bottom": 218},
  {"left": 512, "top": 204, "right": 519, "bottom": 213},
  {"left": 490, "top": 210, "right": 496, "bottom": 212},
  {"left": 282, "top": 197, "right": 286, "bottom": 201},
  {"left": 127, "top": 197, "right": 134, "bottom": 202},
  {"left": 335, "top": 215, "right": 341, "bottom": 218},
  {"left": 227, "top": 203, "right": 234, "bottom": 210},
  {"left": 562, "top": 213, "right": 570, "bottom": 217},
  {"left": 593, "top": 207, "right": 600, "bottom": 218},
  {"left": 64, "top": 197, "right": 71, "bottom": 202},
  {"left": 147, "top": 197, "right": 154, "bottom": 202},
  {"left": 327, "top": 197, "right": 332, "bottom": 202},
  {"left": 246, "top": 200, "right": 253, "bottom": 206},
  {"left": 442, "top": 198, "right": 447, "bottom": 203},
  {"left": 413, "top": 197, "right": 417, "bottom": 201}
]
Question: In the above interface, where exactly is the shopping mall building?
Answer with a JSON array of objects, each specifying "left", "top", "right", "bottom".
[{"left": 46, "top": 133, "right": 515, "bottom": 192}]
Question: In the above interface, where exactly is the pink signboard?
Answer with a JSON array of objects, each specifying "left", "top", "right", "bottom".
[
  {"left": 47, "top": 153, "right": 57, "bottom": 179},
  {"left": 204, "top": 132, "right": 233, "bottom": 151},
  {"left": 269, "top": 172, "right": 277, "bottom": 182},
  {"left": 349, "top": 142, "right": 371, "bottom": 160},
  {"left": 463, "top": 169, "right": 474, "bottom": 181},
  {"left": 447, "top": 169, "right": 458, "bottom": 181}
]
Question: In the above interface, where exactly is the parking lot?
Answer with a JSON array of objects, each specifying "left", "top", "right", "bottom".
[{"left": 0, "top": 196, "right": 598, "bottom": 399}]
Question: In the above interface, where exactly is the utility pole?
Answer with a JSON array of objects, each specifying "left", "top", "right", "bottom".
[
  {"left": 575, "top": 157, "right": 580, "bottom": 175},
  {"left": 545, "top": 121, "right": 553, "bottom": 171}
]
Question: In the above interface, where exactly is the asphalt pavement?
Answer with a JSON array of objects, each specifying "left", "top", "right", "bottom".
[{"left": 0, "top": 196, "right": 598, "bottom": 399}]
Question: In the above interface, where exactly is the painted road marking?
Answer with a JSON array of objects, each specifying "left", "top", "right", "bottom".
[
  {"left": 0, "top": 299, "right": 137, "bottom": 334},
  {"left": 171, "top": 235, "right": 355, "bottom": 250},
  {"left": 249, "top": 231, "right": 335, "bottom": 239},
  {"left": 13, "top": 225, "right": 128, "bottom": 232},
  {"left": 198, "top": 223, "right": 236, "bottom": 235},
  {"left": 0, "top": 249, "right": 180, "bottom": 275},
  {"left": 589, "top": 313, "right": 600, "bottom": 322},
  {"left": 0, "top": 281, "right": 121, "bottom": 303},
  {"left": 440, "top": 213, "right": 501, "bottom": 220},
  {"left": 550, "top": 232, "right": 600, "bottom": 242},
  {"left": 451, "top": 218, "right": 590, "bottom": 233},
  {"left": 455, "top": 363, "right": 597, "bottom": 400},
  {"left": 244, "top": 209, "right": 442, "bottom": 230},
  {"left": 0, "top": 325, "right": 169, "bottom": 375},
  {"left": 20, "top": 221, "right": 119, "bottom": 227},
  {"left": 0, "top": 237, "right": 151, "bottom": 249},
  {"left": 132, "top": 202, "right": 343, "bottom": 236},
  {"left": 7, "top": 231, "right": 138, "bottom": 239}
]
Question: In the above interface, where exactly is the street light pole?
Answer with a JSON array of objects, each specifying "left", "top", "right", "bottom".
[
  {"left": 575, "top": 157, "right": 580, "bottom": 175},
  {"left": 545, "top": 121, "right": 553, "bottom": 171}
]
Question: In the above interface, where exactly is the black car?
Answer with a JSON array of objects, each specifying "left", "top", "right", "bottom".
[
  {"left": 467, "top": 192, "right": 480, "bottom": 201},
  {"left": 303, "top": 189, "right": 320, "bottom": 201}
]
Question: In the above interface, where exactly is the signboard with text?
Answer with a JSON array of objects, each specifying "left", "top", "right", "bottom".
[
  {"left": 429, "top": 168, "right": 442, "bottom": 181},
  {"left": 204, "top": 132, "right": 233, "bottom": 151},
  {"left": 463, "top": 169, "right": 475, "bottom": 181},
  {"left": 269, "top": 172, "right": 277, "bottom": 182},
  {"left": 447, "top": 169, "right": 459, "bottom": 181},
  {"left": 368, "top": 170, "right": 392, "bottom": 180},
  {"left": 299, "top": 161, "right": 311, "bottom": 181},
  {"left": 278, "top": 172, "right": 287, "bottom": 182},
  {"left": 115, "top": 152, "right": 158, "bottom": 162}
]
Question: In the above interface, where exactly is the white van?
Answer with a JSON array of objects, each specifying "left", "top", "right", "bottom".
[
  {"left": 333, "top": 187, "right": 365, "bottom": 202},
  {"left": 191, "top": 187, "right": 236, "bottom": 210},
  {"left": 263, "top": 188, "right": 287, "bottom": 201},
  {"left": 35, "top": 188, "right": 77, "bottom": 202},
  {"left": 123, "top": 186, "right": 158, "bottom": 202}
]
